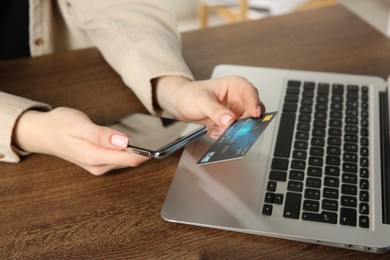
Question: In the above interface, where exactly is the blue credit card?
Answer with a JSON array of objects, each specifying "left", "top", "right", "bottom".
[{"left": 197, "top": 112, "right": 278, "bottom": 165}]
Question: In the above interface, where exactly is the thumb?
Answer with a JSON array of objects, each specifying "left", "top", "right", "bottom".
[
  {"left": 200, "top": 96, "right": 236, "bottom": 127},
  {"left": 89, "top": 126, "right": 129, "bottom": 150}
]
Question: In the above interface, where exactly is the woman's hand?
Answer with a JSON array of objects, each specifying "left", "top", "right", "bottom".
[
  {"left": 155, "top": 76, "right": 265, "bottom": 138},
  {"left": 12, "top": 107, "right": 149, "bottom": 175}
]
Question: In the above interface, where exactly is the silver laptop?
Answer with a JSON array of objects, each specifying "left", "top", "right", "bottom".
[{"left": 161, "top": 64, "right": 390, "bottom": 253}]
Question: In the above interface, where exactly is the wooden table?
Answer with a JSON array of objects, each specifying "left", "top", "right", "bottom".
[{"left": 1, "top": 5, "right": 390, "bottom": 259}]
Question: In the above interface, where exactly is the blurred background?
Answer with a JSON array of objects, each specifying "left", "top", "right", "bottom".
[
  {"left": 166, "top": 0, "right": 390, "bottom": 38},
  {"left": 166, "top": 0, "right": 337, "bottom": 32}
]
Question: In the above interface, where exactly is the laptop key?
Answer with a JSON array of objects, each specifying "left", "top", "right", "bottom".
[
  {"left": 294, "top": 141, "right": 308, "bottom": 150},
  {"left": 283, "top": 192, "right": 302, "bottom": 219},
  {"left": 344, "top": 143, "right": 357, "bottom": 152},
  {"left": 274, "top": 194, "right": 284, "bottom": 204},
  {"left": 328, "top": 137, "right": 341, "bottom": 146},
  {"left": 289, "top": 170, "right": 304, "bottom": 180},
  {"left": 262, "top": 204, "right": 273, "bottom": 216},
  {"left": 293, "top": 150, "right": 307, "bottom": 160},
  {"left": 326, "top": 156, "right": 340, "bottom": 166},
  {"left": 361, "top": 137, "right": 369, "bottom": 146},
  {"left": 347, "top": 84, "right": 358, "bottom": 92},
  {"left": 286, "top": 86, "right": 300, "bottom": 95},
  {"left": 306, "top": 177, "right": 321, "bottom": 188},
  {"left": 269, "top": 170, "right": 287, "bottom": 181},
  {"left": 308, "top": 156, "right": 323, "bottom": 166},
  {"left": 310, "top": 147, "right": 324, "bottom": 156},
  {"left": 303, "top": 200, "right": 320, "bottom": 212},
  {"left": 341, "top": 196, "right": 357, "bottom": 207},
  {"left": 273, "top": 113, "right": 296, "bottom": 158},
  {"left": 300, "top": 106, "right": 312, "bottom": 114},
  {"left": 360, "top": 179, "right": 369, "bottom": 190},
  {"left": 340, "top": 207, "right": 357, "bottom": 226},
  {"left": 323, "top": 188, "right": 339, "bottom": 199},
  {"left": 360, "top": 168, "right": 369, "bottom": 178},
  {"left": 308, "top": 166, "right": 322, "bottom": 177},
  {"left": 283, "top": 102, "right": 297, "bottom": 112},
  {"left": 285, "top": 94, "right": 299, "bottom": 103},
  {"left": 264, "top": 192, "right": 275, "bottom": 203},
  {"left": 324, "top": 177, "right": 339, "bottom": 187},
  {"left": 322, "top": 199, "right": 338, "bottom": 211},
  {"left": 304, "top": 81, "right": 315, "bottom": 90},
  {"left": 271, "top": 158, "right": 289, "bottom": 170},
  {"left": 305, "top": 189, "right": 321, "bottom": 200},
  {"left": 267, "top": 181, "right": 277, "bottom": 192},
  {"left": 343, "top": 153, "right": 358, "bottom": 162},
  {"left": 359, "top": 215, "right": 369, "bottom": 228},
  {"left": 330, "top": 110, "right": 342, "bottom": 118},
  {"left": 342, "top": 173, "right": 357, "bottom": 184},
  {"left": 288, "top": 181, "right": 303, "bottom": 192},
  {"left": 343, "top": 163, "right": 358, "bottom": 173},
  {"left": 302, "top": 211, "right": 337, "bottom": 224},
  {"left": 291, "top": 160, "right": 306, "bottom": 170},
  {"left": 359, "top": 191, "right": 369, "bottom": 202},
  {"left": 341, "top": 184, "right": 357, "bottom": 195},
  {"left": 345, "top": 125, "right": 358, "bottom": 133},
  {"left": 329, "top": 127, "right": 342, "bottom": 136},
  {"left": 359, "top": 203, "right": 369, "bottom": 215},
  {"left": 287, "top": 80, "right": 301, "bottom": 87},
  {"left": 360, "top": 157, "right": 369, "bottom": 167},
  {"left": 325, "top": 166, "right": 339, "bottom": 176},
  {"left": 318, "top": 83, "right": 330, "bottom": 94}
]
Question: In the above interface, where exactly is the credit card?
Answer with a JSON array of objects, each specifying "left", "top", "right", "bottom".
[{"left": 197, "top": 112, "right": 278, "bottom": 165}]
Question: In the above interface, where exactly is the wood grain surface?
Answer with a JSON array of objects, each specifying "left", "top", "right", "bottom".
[{"left": 1, "top": 5, "right": 390, "bottom": 259}]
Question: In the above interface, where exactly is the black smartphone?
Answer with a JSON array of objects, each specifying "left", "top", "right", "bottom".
[{"left": 110, "top": 113, "right": 207, "bottom": 158}]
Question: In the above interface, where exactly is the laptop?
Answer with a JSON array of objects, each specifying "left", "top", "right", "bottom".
[{"left": 161, "top": 64, "right": 390, "bottom": 253}]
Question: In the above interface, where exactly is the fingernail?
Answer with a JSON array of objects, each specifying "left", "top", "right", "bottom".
[
  {"left": 111, "top": 134, "right": 128, "bottom": 148},
  {"left": 220, "top": 114, "right": 233, "bottom": 126},
  {"left": 210, "top": 126, "right": 224, "bottom": 139},
  {"left": 257, "top": 106, "right": 262, "bottom": 117}
]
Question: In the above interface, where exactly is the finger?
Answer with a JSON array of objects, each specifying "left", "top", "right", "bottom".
[
  {"left": 231, "top": 78, "right": 263, "bottom": 117},
  {"left": 73, "top": 145, "right": 150, "bottom": 173},
  {"left": 198, "top": 94, "right": 236, "bottom": 127},
  {"left": 80, "top": 125, "right": 129, "bottom": 150},
  {"left": 209, "top": 125, "right": 225, "bottom": 139},
  {"left": 89, "top": 145, "right": 149, "bottom": 166}
]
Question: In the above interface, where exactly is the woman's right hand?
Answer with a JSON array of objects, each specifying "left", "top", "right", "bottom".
[{"left": 12, "top": 107, "right": 149, "bottom": 175}]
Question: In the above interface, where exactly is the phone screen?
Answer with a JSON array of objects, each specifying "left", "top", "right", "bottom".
[{"left": 110, "top": 113, "right": 207, "bottom": 158}]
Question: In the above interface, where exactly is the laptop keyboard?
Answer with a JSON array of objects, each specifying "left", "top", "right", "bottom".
[{"left": 262, "top": 80, "right": 370, "bottom": 229}]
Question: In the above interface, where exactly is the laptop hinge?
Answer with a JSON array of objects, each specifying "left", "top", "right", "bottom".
[{"left": 380, "top": 88, "right": 390, "bottom": 224}]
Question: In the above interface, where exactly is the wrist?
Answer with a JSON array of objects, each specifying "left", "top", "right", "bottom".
[
  {"left": 153, "top": 76, "right": 192, "bottom": 117},
  {"left": 12, "top": 110, "right": 47, "bottom": 154}
]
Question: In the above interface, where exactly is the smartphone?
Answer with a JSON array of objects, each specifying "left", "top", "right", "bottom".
[{"left": 110, "top": 113, "right": 207, "bottom": 158}]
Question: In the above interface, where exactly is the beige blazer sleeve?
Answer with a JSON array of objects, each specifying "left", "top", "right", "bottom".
[
  {"left": 62, "top": 0, "right": 194, "bottom": 114},
  {"left": 0, "top": 1, "right": 193, "bottom": 164},
  {"left": 0, "top": 92, "right": 51, "bottom": 163}
]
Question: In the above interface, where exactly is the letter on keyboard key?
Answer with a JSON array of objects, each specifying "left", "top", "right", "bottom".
[{"left": 283, "top": 192, "right": 302, "bottom": 219}]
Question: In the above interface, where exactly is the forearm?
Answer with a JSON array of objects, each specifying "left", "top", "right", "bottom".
[
  {"left": 0, "top": 92, "right": 51, "bottom": 163},
  {"left": 66, "top": 0, "right": 194, "bottom": 114}
]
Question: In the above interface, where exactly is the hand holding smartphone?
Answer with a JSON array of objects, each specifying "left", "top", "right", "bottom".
[{"left": 110, "top": 113, "right": 207, "bottom": 158}]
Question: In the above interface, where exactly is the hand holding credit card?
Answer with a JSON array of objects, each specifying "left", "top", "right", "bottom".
[{"left": 197, "top": 112, "right": 278, "bottom": 165}]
